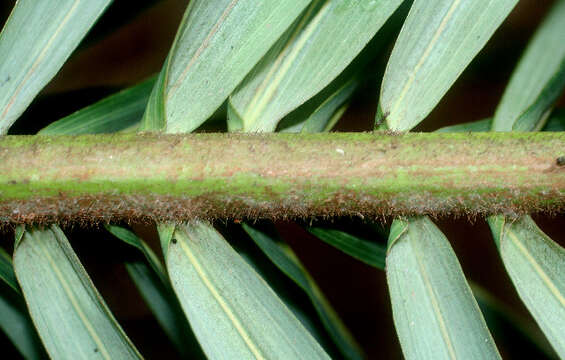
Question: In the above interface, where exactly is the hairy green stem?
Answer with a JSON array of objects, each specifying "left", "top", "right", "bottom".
[{"left": 0, "top": 132, "right": 564, "bottom": 225}]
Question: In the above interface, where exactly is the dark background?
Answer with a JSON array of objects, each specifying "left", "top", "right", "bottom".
[{"left": 1, "top": 0, "right": 564, "bottom": 358}]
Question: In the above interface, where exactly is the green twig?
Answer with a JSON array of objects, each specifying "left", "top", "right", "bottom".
[{"left": 0, "top": 132, "right": 564, "bottom": 225}]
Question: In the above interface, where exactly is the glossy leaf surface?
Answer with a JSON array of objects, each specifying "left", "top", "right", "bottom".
[
  {"left": 308, "top": 227, "right": 385, "bottom": 269},
  {"left": 492, "top": 0, "right": 565, "bottom": 131},
  {"left": 243, "top": 224, "right": 363, "bottom": 360},
  {"left": 488, "top": 216, "right": 565, "bottom": 357},
  {"left": 141, "top": 0, "right": 312, "bottom": 133},
  {"left": 0, "top": 248, "right": 45, "bottom": 359},
  {"left": 40, "top": 77, "right": 155, "bottom": 135},
  {"left": 167, "top": 221, "right": 329, "bottom": 359},
  {"left": 229, "top": 0, "right": 402, "bottom": 132},
  {"left": 386, "top": 218, "right": 500, "bottom": 359},
  {"left": 13, "top": 226, "right": 142, "bottom": 359},
  {"left": 0, "top": 0, "right": 111, "bottom": 134},
  {"left": 379, "top": 0, "right": 517, "bottom": 130}
]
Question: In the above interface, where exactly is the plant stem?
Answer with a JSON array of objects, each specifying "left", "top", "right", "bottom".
[{"left": 1, "top": 132, "right": 564, "bottom": 225}]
